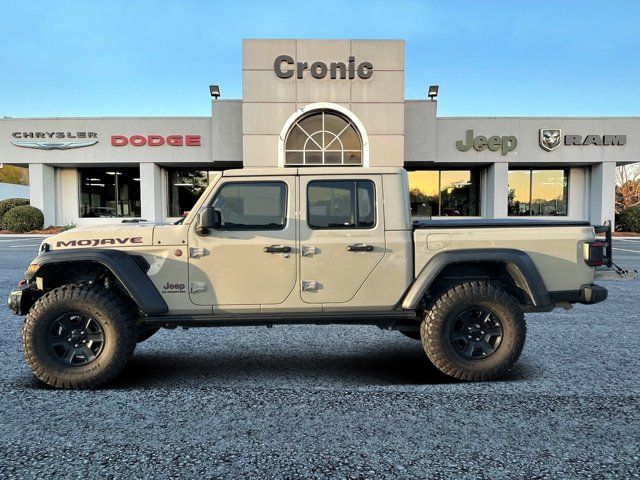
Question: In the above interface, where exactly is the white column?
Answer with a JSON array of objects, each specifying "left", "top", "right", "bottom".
[
  {"left": 483, "top": 163, "right": 508, "bottom": 218},
  {"left": 139, "top": 163, "right": 163, "bottom": 222},
  {"left": 589, "top": 163, "right": 616, "bottom": 226},
  {"left": 567, "top": 167, "right": 587, "bottom": 220},
  {"left": 28, "top": 163, "right": 56, "bottom": 226}
]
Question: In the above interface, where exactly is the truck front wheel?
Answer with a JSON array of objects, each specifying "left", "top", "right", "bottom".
[
  {"left": 421, "top": 281, "right": 526, "bottom": 381},
  {"left": 22, "top": 284, "right": 136, "bottom": 389}
]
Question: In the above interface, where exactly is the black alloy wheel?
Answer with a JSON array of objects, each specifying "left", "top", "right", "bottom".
[
  {"left": 449, "top": 307, "right": 503, "bottom": 359},
  {"left": 46, "top": 312, "right": 105, "bottom": 366}
]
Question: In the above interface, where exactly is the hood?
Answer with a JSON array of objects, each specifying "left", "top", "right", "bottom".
[{"left": 45, "top": 222, "right": 159, "bottom": 250}]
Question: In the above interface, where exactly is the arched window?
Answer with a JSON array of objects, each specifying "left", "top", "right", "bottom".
[{"left": 284, "top": 110, "right": 363, "bottom": 166}]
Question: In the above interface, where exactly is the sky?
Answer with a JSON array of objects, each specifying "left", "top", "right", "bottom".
[{"left": 1, "top": 0, "right": 639, "bottom": 118}]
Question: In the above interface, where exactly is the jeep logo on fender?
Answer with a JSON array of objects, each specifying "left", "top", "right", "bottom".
[
  {"left": 456, "top": 129, "right": 518, "bottom": 156},
  {"left": 55, "top": 237, "right": 144, "bottom": 248},
  {"left": 161, "top": 282, "right": 186, "bottom": 294}
]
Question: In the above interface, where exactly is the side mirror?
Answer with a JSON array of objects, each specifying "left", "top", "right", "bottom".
[{"left": 196, "top": 207, "right": 221, "bottom": 235}]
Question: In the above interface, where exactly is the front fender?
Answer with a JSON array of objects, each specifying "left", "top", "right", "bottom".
[
  {"left": 402, "top": 248, "right": 552, "bottom": 310},
  {"left": 27, "top": 249, "right": 168, "bottom": 315}
]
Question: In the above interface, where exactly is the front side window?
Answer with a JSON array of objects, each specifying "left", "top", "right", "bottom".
[
  {"left": 211, "top": 182, "right": 287, "bottom": 230},
  {"left": 285, "top": 110, "right": 363, "bottom": 166},
  {"left": 508, "top": 169, "right": 568, "bottom": 216},
  {"left": 408, "top": 170, "right": 480, "bottom": 217},
  {"left": 168, "top": 169, "right": 217, "bottom": 217},
  {"left": 307, "top": 180, "right": 376, "bottom": 229},
  {"left": 79, "top": 168, "right": 141, "bottom": 218}
]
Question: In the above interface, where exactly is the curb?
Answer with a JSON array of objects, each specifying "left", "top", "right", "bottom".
[{"left": 0, "top": 234, "right": 51, "bottom": 239}]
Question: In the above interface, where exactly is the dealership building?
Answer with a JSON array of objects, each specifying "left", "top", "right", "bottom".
[{"left": 1, "top": 39, "right": 638, "bottom": 227}]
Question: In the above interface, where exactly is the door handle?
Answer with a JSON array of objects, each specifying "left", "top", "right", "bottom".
[
  {"left": 264, "top": 245, "right": 292, "bottom": 253},
  {"left": 346, "top": 243, "right": 374, "bottom": 252}
]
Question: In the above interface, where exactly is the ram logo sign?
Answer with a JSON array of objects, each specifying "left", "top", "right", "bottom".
[
  {"left": 539, "top": 130, "right": 627, "bottom": 151},
  {"left": 539, "top": 129, "right": 562, "bottom": 151}
]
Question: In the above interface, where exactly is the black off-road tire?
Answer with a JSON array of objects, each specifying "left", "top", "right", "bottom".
[
  {"left": 136, "top": 325, "right": 160, "bottom": 343},
  {"left": 22, "top": 284, "right": 136, "bottom": 389},
  {"left": 420, "top": 281, "right": 526, "bottom": 381}
]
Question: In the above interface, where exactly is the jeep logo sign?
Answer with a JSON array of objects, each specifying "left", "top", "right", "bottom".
[
  {"left": 274, "top": 55, "right": 373, "bottom": 79},
  {"left": 456, "top": 130, "right": 518, "bottom": 156}
]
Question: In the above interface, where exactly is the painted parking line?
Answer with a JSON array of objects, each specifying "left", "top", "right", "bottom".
[
  {"left": 612, "top": 247, "right": 640, "bottom": 254},
  {"left": 7, "top": 244, "right": 40, "bottom": 248}
]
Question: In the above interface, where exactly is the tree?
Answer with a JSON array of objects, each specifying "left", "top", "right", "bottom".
[
  {"left": 616, "top": 163, "right": 640, "bottom": 212},
  {"left": 0, "top": 165, "right": 29, "bottom": 185}
]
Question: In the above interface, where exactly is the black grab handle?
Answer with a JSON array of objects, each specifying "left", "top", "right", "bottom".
[
  {"left": 346, "top": 244, "right": 374, "bottom": 252},
  {"left": 264, "top": 245, "right": 292, "bottom": 253}
]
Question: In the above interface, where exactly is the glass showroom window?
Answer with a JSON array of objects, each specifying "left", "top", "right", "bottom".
[
  {"left": 79, "top": 168, "right": 141, "bottom": 218},
  {"left": 284, "top": 110, "right": 362, "bottom": 166},
  {"left": 508, "top": 169, "right": 568, "bottom": 216},
  {"left": 168, "top": 169, "right": 218, "bottom": 217},
  {"left": 407, "top": 170, "right": 480, "bottom": 217}
]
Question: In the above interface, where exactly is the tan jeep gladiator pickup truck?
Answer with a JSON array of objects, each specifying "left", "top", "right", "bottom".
[{"left": 8, "top": 167, "right": 636, "bottom": 388}]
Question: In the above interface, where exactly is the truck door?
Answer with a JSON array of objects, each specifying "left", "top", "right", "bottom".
[
  {"left": 188, "top": 177, "right": 297, "bottom": 306},
  {"left": 298, "top": 175, "right": 385, "bottom": 304}
]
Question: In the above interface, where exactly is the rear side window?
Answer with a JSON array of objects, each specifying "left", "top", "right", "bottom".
[
  {"left": 212, "top": 182, "right": 287, "bottom": 230},
  {"left": 307, "top": 180, "right": 376, "bottom": 229}
]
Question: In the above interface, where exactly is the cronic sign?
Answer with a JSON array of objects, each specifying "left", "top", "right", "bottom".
[{"left": 274, "top": 55, "right": 373, "bottom": 79}]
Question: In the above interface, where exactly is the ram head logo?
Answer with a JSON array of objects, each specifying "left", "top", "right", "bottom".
[{"left": 539, "top": 129, "right": 562, "bottom": 151}]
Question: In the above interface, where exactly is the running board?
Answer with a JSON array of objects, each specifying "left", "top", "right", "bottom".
[{"left": 143, "top": 310, "right": 418, "bottom": 329}]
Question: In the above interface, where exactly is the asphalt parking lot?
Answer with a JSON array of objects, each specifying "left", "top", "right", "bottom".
[{"left": 0, "top": 237, "right": 639, "bottom": 479}]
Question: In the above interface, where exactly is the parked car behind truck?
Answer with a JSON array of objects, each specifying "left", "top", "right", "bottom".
[{"left": 8, "top": 167, "right": 636, "bottom": 388}]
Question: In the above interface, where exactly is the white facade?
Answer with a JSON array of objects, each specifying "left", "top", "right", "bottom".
[{"left": 0, "top": 39, "right": 637, "bottom": 227}]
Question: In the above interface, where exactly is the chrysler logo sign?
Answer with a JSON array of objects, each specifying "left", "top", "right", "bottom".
[{"left": 10, "top": 131, "right": 98, "bottom": 150}]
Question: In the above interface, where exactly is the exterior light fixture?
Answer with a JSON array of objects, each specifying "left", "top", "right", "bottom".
[
  {"left": 428, "top": 85, "right": 439, "bottom": 100},
  {"left": 209, "top": 85, "right": 220, "bottom": 99}
]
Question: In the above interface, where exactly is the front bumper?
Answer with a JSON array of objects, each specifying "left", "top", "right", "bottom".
[{"left": 7, "top": 283, "right": 41, "bottom": 315}]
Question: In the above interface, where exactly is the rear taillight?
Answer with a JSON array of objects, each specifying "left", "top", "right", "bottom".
[
  {"left": 591, "top": 222, "right": 613, "bottom": 267},
  {"left": 584, "top": 241, "right": 606, "bottom": 267}
]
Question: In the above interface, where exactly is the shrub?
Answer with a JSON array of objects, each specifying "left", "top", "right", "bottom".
[
  {"left": 0, "top": 198, "right": 29, "bottom": 221},
  {"left": 619, "top": 205, "right": 640, "bottom": 233},
  {"left": 1, "top": 205, "right": 44, "bottom": 233}
]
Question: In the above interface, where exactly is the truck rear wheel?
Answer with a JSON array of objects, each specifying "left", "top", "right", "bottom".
[
  {"left": 22, "top": 284, "right": 136, "bottom": 389},
  {"left": 420, "top": 281, "right": 525, "bottom": 381}
]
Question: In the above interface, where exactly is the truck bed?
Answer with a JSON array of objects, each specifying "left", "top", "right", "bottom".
[{"left": 412, "top": 220, "right": 596, "bottom": 293}]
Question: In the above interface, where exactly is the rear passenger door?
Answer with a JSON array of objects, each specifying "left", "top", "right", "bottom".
[{"left": 298, "top": 175, "right": 385, "bottom": 304}]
